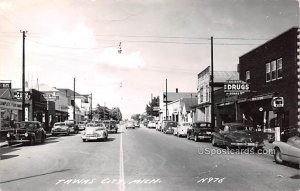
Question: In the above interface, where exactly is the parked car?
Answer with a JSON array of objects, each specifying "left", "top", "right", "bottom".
[
  {"left": 78, "top": 121, "right": 87, "bottom": 131},
  {"left": 162, "top": 121, "right": 177, "bottom": 134},
  {"left": 126, "top": 121, "right": 135, "bottom": 129},
  {"left": 187, "top": 121, "right": 212, "bottom": 142},
  {"left": 82, "top": 123, "right": 108, "bottom": 142},
  {"left": 273, "top": 128, "right": 300, "bottom": 167},
  {"left": 148, "top": 121, "right": 156, "bottom": 129},
  {"left": 211, "top": 123, "right": 264, "bottom": 150},
  {"left": 52, "top": 122, "right": 72, "bottom": 136},
  {"left": 173, "top": 122, "right": 191, "bottom": 137},
  {"left": 103, "top": 120, "right": 118, "bottom": 133},
  {"left": 6, "top": 121, "right": 46, "bottom": 146},
  {"left": 64, "top": 120, "right": 79, "bottom": 134},
  {"left": 134, "top": 121, "right": 140, "bottom": 128},
  {"left": 155, "top": 121, "right": 162, "bottom": 131}
]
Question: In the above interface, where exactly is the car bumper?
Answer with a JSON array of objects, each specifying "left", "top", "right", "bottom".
[
  {"left": 82, "top": 134, "right": 107, "bottom": 140},
  {"left": 231, "top": 142, "right": 259, "bottom": 147},
  {"left": 7, "top": 139, "right": 30, "bottom": 144}
]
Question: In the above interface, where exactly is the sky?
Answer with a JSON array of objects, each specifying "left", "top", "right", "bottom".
[{"left": 0, "top": 0, "right": 299, "bottom": 119}]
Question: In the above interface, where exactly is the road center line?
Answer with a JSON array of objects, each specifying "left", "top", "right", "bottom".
[{"left": 119, "top": 125, "right": 125, "bottom": 191}]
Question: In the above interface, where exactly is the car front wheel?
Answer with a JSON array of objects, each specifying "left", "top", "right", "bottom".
[
  {"left": 212, "top": 136, "right": 217, "bottom": 146},
  {"left": 194, "top": 135, "right": 198, "bottom": 142},
  {"left": 274, "top": 148, "right": 283, "bottom": 164}
]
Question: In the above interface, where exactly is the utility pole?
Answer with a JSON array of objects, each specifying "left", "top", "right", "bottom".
[
  {"left": 21, "top": 30, "right": 27, "bottom": 121},
  {"left": 166, "top": 79, "right": 168, "bottom": 120},
  {"left": 90, "top": 93, "right": 93, "bottom": 121},
  {"left": 73, "top": 78, "right": 76, "bottom": 124},
  {"left": 210, "top": 36, "right": 215, "bottom": 129}
]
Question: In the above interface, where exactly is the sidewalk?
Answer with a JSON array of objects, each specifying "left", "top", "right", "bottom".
[{"left": 0, "top": 133, "right": 52, "bottom": 148}]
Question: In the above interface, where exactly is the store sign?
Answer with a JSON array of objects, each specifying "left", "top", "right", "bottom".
[
  {"left": 224, "top": 80, "right": 250, "bottom": 95},
  {"left": 25, "top": 107, "right": 29, "bottom": 121},
  {"left": 14, "top": 91, "right": 31, "bottom": 100},
  {"left": 0, "top": 83, "right": 11, "bottom": 89},
  {"left": 43, "top": 93, "right": 56, "bottom": 101},
  {"left": 271, "top": 97, "right": 284, "bottom": 107},
  {"left": 0, "top": 99, "right": 22, "bottom": 110}
]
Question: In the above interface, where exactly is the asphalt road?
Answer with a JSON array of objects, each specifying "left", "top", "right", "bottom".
[{"left": 0, "top": 125, "right": 299, "bottom": 191}]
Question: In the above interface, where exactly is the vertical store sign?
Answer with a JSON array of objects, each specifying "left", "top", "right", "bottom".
[{"left": 25, "top": 107, "right": 29, "bottom": 121}]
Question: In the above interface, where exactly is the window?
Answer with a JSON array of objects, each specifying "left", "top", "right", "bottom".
[
  {"left": 246, "top": 70, "right": 250, "bottom": 81},
  {"left": 266, "top": 58, "right": 283, "bottom": 82},
  {"left": 266, "top": 63, "right": 271, "bottom": 82},
  {"left": 199, "top": 87, "right": 203, "bottom": 102},
  {"left": 277, "top": 58, "right": 282, "bottom": 79},
  {"left": 205, "top": 85, "right": 209, "bottom": 102}
]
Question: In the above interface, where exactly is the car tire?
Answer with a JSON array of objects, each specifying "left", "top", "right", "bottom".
[
  {"left": 194, "top": 135, "right": 198, "bottom": 142},
  {"left": 41, "top": 134, "right": 45, "bottom": 143},
  {"left": 274, "top": 148, "right": 283, "bottom": 164},
  {"left": 212, "top": 136, "right": 217, "bottom": 146},
  {"left": 67, "top": 131, "right": 70, "bottom": 136},
  {"left": 187, "top": 133, "right": 190, "bottom": 140},
  {"left": 29, "top": 136, "right": 35, "bottom": 146},
  {"left": 82, "top": 139, "right": 86, "bottom": 142}
]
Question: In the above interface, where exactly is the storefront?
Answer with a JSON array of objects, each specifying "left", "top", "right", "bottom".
[{"left": 0, "top": 98, "right": 22, "bottom": 130}]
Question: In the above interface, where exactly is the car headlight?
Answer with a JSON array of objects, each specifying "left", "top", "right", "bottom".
[
  {"left": 24, "top": 133, "right": 28, "bottom": 137},
  {"left": 82, "top": 131, "right": 86, "bottom": 135},
  {"left": 6, "top": 133, "right": 10, "bottom": 138}
]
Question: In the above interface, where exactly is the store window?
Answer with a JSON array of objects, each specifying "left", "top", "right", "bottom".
[
  {"left": 271, "top": 60, "right": 276, "bottom": 80},
  {"left": 266, "top": 63, "right": 271, "bottom": 82},
  {"left": 246, "top": 70, "right": 250, "bottom": 81},
  {"left": 199, "top": 87, "right": 203, "bottom": 103},
  {"left": 205, "top": 85, "right": 209, "bottom": 102},
  {"left": 277, "top": 58, "right": 282, "bottom": 79}
]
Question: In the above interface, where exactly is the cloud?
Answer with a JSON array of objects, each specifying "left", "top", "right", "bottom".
[
  {"left": 0, "top": 1, "right": 13, "bottom": 10},
  {"left": 95, "top": 48, "right": 145, "bottom": 69}
]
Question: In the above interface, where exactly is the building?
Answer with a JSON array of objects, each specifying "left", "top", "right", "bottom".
[
  {"left": 34, "top": 84, "right": 69, "bottom": 123},
  {"left": 217, "top": 27, "right": 300, "bottom": 131},
  {"left": 0, "top": 89, "right": 22, "bottom": 131},
  {"left": 167, "top": 98, "right": 197, "bottom": 123},
  {"left": 193, "top": 66, "right": 239, "bottom": 123},
  {"left": 158, "top": 89, "right": 197, "bottom": 121},
  {"left": 58, "top": 88, "right": 85, "bottom": 123}
]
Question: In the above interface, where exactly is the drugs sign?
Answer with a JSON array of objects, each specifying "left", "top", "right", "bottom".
[{"left": 224, "top": 80, "right": 250, "bottom": 95}]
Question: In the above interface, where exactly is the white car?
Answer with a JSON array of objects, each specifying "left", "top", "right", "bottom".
[
  {"left": 273, "top": 133, "right": 300, "bottom": 167},
  {"left": 173, "top": 122, "right": 191, "bottom": 137},
  {"left": 148, "top": 121, "right": 156, "bottom": 129},
  {"left": 82, "top": 123, "right": 108, "bottom": 142}
]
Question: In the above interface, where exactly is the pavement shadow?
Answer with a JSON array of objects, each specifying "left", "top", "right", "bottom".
[
  {"left": 0, "top": 169, "right": 71, "bottom": 184},
  {"left": 273, "top": 161, "right": 300, "bottom": 170},
  {"left": 0, "top": 147, "right": 20, "bottom": 155},
  {"left": 0, "top": 154, "right": 19, "bottom": 160}
]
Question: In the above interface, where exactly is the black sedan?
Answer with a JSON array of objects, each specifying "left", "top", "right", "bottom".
[
  {"left": 187, "top": 121, "right": 212, "bottom": 142},
  {"left": 211, "top": 123, "right": 264, "bottom": 150},
  {"left": 6, "top": 121, "right": 47, "bottom": 146}
]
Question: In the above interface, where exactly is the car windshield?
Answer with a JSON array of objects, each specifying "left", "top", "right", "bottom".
[
  {"left": 195, "top": 123, "right": 211, "bottom": 128},
  {"left": 166, "top": 122, "right": 177, "bottom": 127},
  {"left": 17, "top": 122, "right": 37, "bottom": 130},
  {"left": 229, "top": 125, "right": 248, "bottom": 131},
  {"left": 182, "top": 123, "right": 190, "bottom": 126},
  {"left": 54, "top": 123, "right": 65, "bottom": 126}
]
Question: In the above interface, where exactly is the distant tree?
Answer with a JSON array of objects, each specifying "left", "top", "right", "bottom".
[
  {"left": 110, "top": 107, "right": 122, "bottom": 121},
  {"left": 145, "top": 96, "right": 159, "bottom": 116},
  {"left": 131, "top": 114, "right": 140, "bottom": 121}
]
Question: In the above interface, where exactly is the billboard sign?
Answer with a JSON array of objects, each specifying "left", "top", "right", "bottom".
[
  {"left": 0, "top": 83, "right": 11, "bottom": 89},
  {"left": 13, "top": 91, "right": 31, "bottom": 100},
  {"left": 224, "top": 80, "right": 250, "bottom": 95}
]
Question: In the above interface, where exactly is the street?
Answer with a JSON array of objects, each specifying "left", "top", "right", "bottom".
[{"left": 0, "top": 125, "right": 299, "bottom": 191}]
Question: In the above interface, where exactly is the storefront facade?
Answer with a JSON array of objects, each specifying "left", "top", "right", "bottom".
[{"left": 217, "top": 27, "right": 300, "bottom": 131}]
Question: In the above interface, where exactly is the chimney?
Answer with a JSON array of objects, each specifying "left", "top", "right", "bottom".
[{"left": 176, "top": 88, "right": 178, "bottom": 93}]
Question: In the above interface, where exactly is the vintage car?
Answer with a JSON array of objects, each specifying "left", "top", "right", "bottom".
[
  {"left": 52, "top": 122, "right": 72, "bottom": 136},
  {"left": 64, "top": 120, "right": 79, "bottom": 134},
  {"left": 273, "top": 128, "right": 300, "bottom": 167},
  {"left": 211, "top": 123, "right": 264, "bottom": 150},
  {"left": 78, "top": 121, "right": 88, "bottom": 131},
  {"left": 134, "top": 121, "right": 140, "bottom": 128},
  {"left": 82, "top": 123, "right": 108, "bottom": 142},
  {"left": 6, "top": 121, "right": 46, "bottom": 146},
  {"left": 147, "top": 121, "right": 156, "bottom": 129},
  {"left": 187, "top": 121, "right": 212, "bottom": 142},
  {"left": 103, "top": 120, "right": 118, "bottom": 133},
  {"left": 162, "top": 121, "right": 177, "bottom": 134},
  {"left": 173, "top": 122, "right": 191, "bottom": 137},
  {"left": 126, "top": 121, "right": 135, "bottom": 129}
]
